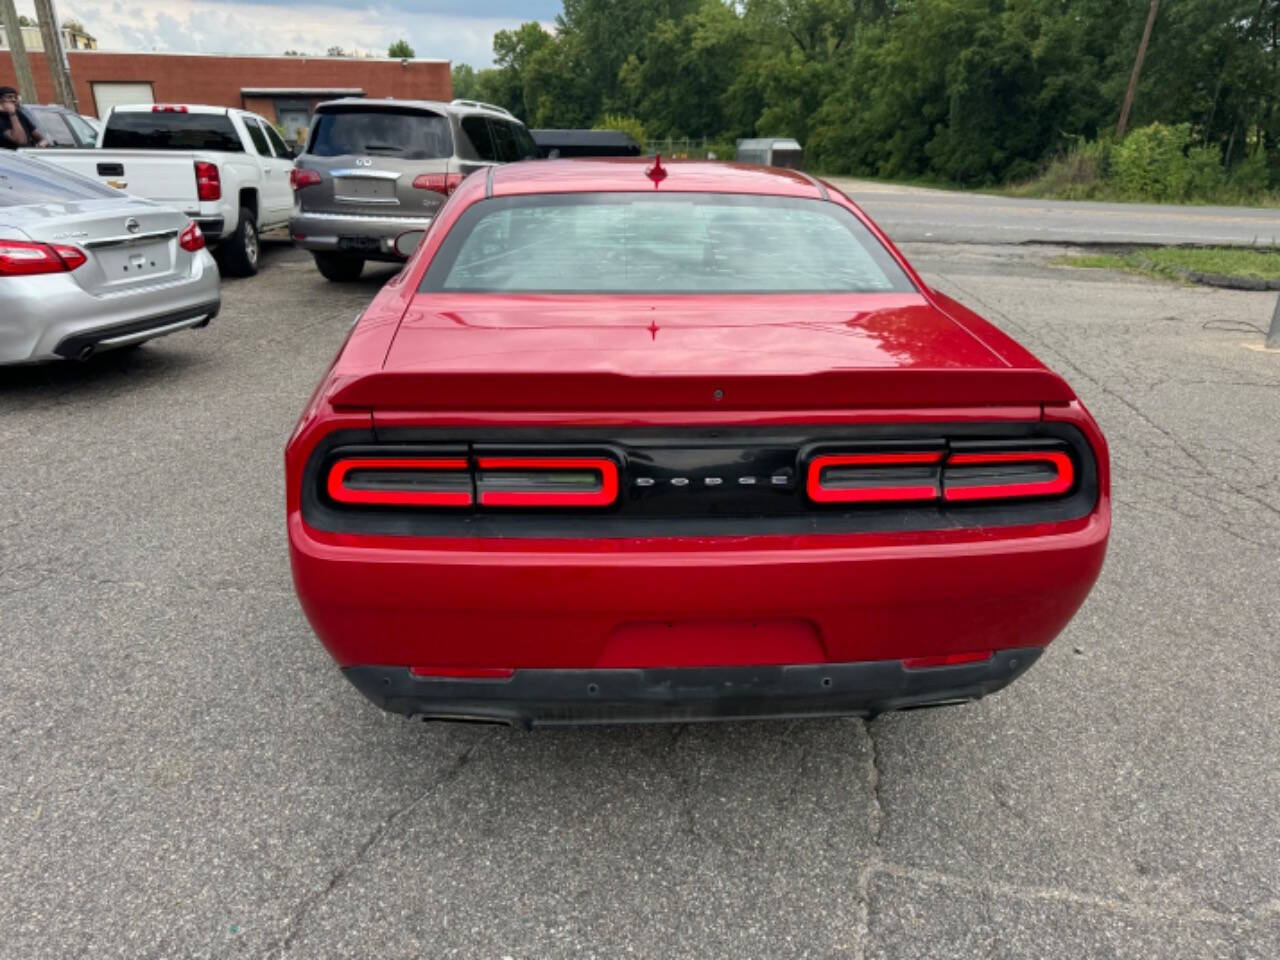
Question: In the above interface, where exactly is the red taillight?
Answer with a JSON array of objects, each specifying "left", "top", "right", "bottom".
[
  {"left": 409, "top": 666, "right": 515, "bottom": 679},
  {"left": 476, "top": 457, "right": 620, "bottom": 508},
  {"left": 807, "top": 446, "right": 1075, "bottom": 505},
  {"left": 151, "top": 104, "right": 189, "bottom": 113},
  {"left": 807, "top": 451, "right": 944, "bottom": 504},
  {"left": 178, "top": 222, "right": 205, "bottom": 253},
  {"left": 326, "top": 457, "right": 472, "bottom": 507},
  {"left": 0, "top": 239, "right": 85, "bottom": 276},
  {"left": 290, "top": 168, "right": 322, "bottom": 191},
  {"left": 411, "top": 172, "right": 464, "bottom": 196},
  {"left": 943, "top": 450, "right": 1075, "bottom": 502},
  {"left": 903, "top": 651, "right": 994, "bottom": 670},
  {"left": 194, "top": 161, "right": 221, "bottom": 201}
]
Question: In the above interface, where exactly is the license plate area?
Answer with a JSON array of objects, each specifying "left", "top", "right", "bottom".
[
  {"left": 334, "top": 178, "right": 397, "bottom": 202},
  {"left": 338, "top": 236, "right": 383, "bottom": 253},
  {"left": 97, "top": 241, "right": 173, "bottom": 282}
]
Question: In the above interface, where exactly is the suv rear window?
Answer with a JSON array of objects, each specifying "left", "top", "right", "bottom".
[
  {"left": 102, "top": 111, "right": 243, "bottom": 151},
  {"left": 423, "top": 193, "right": 915, "bottom": 294},
  {"left": 308, "top": 108, "right": 452, "bottom": 160}
]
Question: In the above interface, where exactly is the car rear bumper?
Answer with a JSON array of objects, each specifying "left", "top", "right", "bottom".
[
  {"left": 343, "top": 647, "right": 1042, "bottom": 726},
  {"left": 290, "top": 508, "right": 1107, "bottom": 713},
  {"left": 290, "top": 210, "right": 434, "bottom": 261},
  {"left": 0, "top": 249, "right": 221, "bottom": 364}
]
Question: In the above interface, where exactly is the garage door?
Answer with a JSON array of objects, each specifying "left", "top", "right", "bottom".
[{"left": 90, "top": 82, "right": 154, "bottom": 118}]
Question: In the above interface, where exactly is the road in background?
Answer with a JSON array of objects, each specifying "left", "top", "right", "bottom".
[
  {"left": 1, "top": 245, "right": 1278, "bottom": 958},
  {"left": 831, "top": 177, "right": 1280, "bottom": 247}
]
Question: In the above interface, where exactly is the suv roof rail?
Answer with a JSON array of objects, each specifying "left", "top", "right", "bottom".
[{"left": 450, "top": 98, "right": 515, "bottom": 119}]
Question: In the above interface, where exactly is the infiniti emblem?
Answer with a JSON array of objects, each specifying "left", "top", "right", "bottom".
[
  {"left": 124, "top": 217, "right": 140, "bottom": 234},
  {"left": 355, "top": 157, "right": 373, "bottom": 167}
]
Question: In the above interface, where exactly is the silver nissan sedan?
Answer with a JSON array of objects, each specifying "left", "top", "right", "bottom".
[{"left": 1, "top": 151, "right": 220, "bottom": 364}]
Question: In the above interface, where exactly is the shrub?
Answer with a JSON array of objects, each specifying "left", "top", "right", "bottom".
[
  {"left": 1229, "top": 150, "right": 1269, "bottom": 194},
  {"left": 1109, "top": 123, "right": 1194, "bottom": 201},
  {"left": 1186, "top": 145, "right": 1226, "bottom": 197},
  {"left": 595, "top": 114, "right": 647, "bottom": 147}
]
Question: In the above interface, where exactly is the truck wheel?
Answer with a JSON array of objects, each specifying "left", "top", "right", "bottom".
[
  {"left": 313, "top": 253, "right": 365, "bottom": 282},
  {"left": 218, "top": 208, "right": 260, "bottom": 277}
]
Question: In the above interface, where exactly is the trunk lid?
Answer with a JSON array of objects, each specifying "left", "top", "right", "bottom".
[
  {"left": 5, "top": 196, "right": 193, "bottom": 296},
  {"left": 332, "top": 293, "right": 1075, "bottom": 410}
]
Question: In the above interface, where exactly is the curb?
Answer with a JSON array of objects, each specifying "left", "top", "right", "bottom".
[{"left": 1134, "top": 257, "right": 1280, "bottom": 291}]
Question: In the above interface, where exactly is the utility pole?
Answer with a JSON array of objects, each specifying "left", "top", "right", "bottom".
[
  {"left": 32, "top": 0, "right": 76, "bottom": 109},
  {"left": 1116, "top": 0, "right": 1160, "bottom": 139},
  {"left": 0, "top": 0, "right": 39, "bottom": 103}
]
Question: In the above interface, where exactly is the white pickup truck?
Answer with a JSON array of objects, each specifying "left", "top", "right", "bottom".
[{"left": 29, "top": 104, "right": 295, "bottom": 276}]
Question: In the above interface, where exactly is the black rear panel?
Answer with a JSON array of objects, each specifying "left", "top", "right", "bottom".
[{"left": 301, "top": 422, "right": 1099, "bottom": 539}]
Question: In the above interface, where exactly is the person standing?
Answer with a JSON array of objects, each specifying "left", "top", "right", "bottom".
[{"left": 0, "top": 86, "right": 51, "bottom": 149}]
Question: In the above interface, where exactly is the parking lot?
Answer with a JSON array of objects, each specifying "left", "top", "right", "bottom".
[{"left": 2, "top": 239, "right": 1279, "bottom": 959}]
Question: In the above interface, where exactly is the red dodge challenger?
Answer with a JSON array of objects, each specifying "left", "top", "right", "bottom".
[{"left": 286, "top": 158, "right": 1109, "bottom": 727}]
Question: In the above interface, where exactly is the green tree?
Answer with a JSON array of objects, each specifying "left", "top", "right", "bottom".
[{"left": 388, "top": 39, "right": 415, "bottom": 59}]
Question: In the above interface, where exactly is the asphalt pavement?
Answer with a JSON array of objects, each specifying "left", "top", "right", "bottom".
[
  {"left": 2, "top": 241, "right": 1279, "bottom": 959},
  {"left": 830, "top": 177, "right": 1280, "bottom": 247}
]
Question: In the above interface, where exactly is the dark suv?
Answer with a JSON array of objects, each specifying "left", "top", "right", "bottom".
[{"left": 289, "top": 98, "right": 538, "bottom": 281}]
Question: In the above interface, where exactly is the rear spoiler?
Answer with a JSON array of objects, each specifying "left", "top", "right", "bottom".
[{"left": 329, "top": 369, "right": 1077, "bottom": 412}]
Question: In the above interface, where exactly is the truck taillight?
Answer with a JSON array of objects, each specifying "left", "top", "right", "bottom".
[
  {"left": 0, "top": 240, "right": 86, "bottom": 276},
  {"left": 412, "top": 173, "right": 464, "bottom": 196},
  {"left": 194, "top": 161, "right": 221, "bottom": 201},
  {"left": 290, "top": 168, "right": 322, "bottom": 190},
  {"left": 179, "top": 222, "right": 205, "bottom": 253}
]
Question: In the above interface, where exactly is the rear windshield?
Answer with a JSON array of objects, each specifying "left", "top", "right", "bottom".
[
  {"left": 422, "top": 193, "right": 915, "bottom": 294},
  {"left": 308, "top": 108, "right": 452, "bottom": 160},
  {"left": 102, "top": 111, "right": 243, "bottom": 151},
  {"left": 0, "top": 155, "right": 120, "bottom": 206}
]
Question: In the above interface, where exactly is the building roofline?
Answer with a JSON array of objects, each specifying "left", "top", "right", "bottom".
[{"left": 60, "top": 49, "right": 448, "bottom": 63}]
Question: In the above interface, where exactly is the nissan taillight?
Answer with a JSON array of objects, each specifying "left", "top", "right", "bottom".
[
  {"left": 0, "top": 240, "right": 86, "bottom": 276},
  {"left": 194, "top": 161, "right": 221, "bottom": 201},
  {"left": 178, "top": 222, "right": 205, "bottom": 253}
]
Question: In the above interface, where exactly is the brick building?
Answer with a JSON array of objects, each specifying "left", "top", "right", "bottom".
[{"left": 0, "top": 50, "right": 451, "bottom": 143}]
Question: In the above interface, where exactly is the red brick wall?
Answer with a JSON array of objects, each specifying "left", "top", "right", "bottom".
[{"left": 0, "top": 50, "right": 451, "bottom": 117}]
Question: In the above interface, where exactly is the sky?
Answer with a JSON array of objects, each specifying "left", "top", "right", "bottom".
[{"left": 15, "top": 0, "right": 562, "bottom": 66}]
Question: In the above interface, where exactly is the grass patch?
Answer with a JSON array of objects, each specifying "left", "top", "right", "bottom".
[{"left": 1055, "top": 246, "right": 1280, "bottom": 283}]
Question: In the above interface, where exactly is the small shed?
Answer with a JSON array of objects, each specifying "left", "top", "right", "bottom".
[
  {"left": 735, "top": 137, "right": 805, "bottom": 170},
  {"left": 531, "top": 129, "right": 642, "bottom": 158}
]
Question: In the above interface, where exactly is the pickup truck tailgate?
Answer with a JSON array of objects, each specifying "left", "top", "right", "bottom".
[{"left": 28, "top": 150, "right": 201, "bottom": 210}]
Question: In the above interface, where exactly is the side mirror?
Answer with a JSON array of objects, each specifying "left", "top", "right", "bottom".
[
  {"left": 393, "top": 229, "right": 426, "bottom": 259},
  {"left": 290, "top": 144, "right": 302, "bottom": 159},
  {"left": 547, "top": 148, "right": 560, "bottom": 160}
]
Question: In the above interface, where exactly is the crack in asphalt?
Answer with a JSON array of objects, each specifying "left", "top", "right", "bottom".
[
  {"left": 853, "top": 718, "right": 885, "bottom": 960},
  {"left": 262, "top": 738, "right": 483, "bottom": 960}
]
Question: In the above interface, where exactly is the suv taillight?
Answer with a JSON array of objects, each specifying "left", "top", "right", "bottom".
[
  {"left": 412, "top": 173, "right": 464, "bottom": 196},
  {"left": 290, "top": 168, "right": 322, "bottom": 190},
  {"left": 179, "top": 222, "right": 205, "bottom": 253},
  {"left": 0, "top": 240, "right": 86, "bottom": 276},
  {"left": 194, "top": 161, "right": 221, "bottom": 201}
]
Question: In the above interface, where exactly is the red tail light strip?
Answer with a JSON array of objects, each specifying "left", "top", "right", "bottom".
[
  {"left": 476, "top": 457, "right": 620, "bottom": 508},
  {"left": 942, "top": 451, "right": 1075, "bottom": 502},
  {"left": 807, "top": 452, "right": 944, "bottom": 504},
  {"left": 904, "top": 650, "right": 994, "bottom": 670},
  {"left": 327, "top": 457, "right": 472, "bottom": 507}
]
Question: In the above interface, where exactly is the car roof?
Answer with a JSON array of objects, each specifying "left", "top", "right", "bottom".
[
  {"left": 531, "top": 129, "right": 639, "bottom": 148},
  {"left": 315, "top": 97, "right": 517, "bottom": 120},
  {"left": 489, "top": 158, "right": 826, "bottom": 199}
]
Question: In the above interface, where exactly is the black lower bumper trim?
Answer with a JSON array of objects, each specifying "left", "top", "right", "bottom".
[
  {"left": 53, "top": 301, "right": 221, "bottom": 359},
  {"left": 343, "top": 648, "right": 1042, "bottom": 727},
  {"left": 195, "top": 217, "right": 225, "bottom": 241}
]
